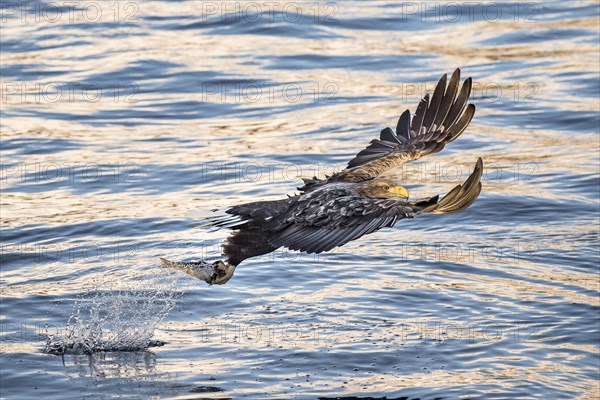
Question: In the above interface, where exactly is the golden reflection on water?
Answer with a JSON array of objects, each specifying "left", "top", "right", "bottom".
[{"left": 1, "top": 0, "right": 599, "bottom": 398}]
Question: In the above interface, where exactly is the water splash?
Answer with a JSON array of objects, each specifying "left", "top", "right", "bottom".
[{"left": 45, "top": 269, "right": 180, "bottom": 355}]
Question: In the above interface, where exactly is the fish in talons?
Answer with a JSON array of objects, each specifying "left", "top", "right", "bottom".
[{"left": 159, "top": 258, "right": 236, "bottom": 285}]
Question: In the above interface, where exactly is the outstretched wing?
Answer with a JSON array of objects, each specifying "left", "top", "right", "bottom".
[
  {"left": 271, "top": 158, "right": 483, "bottom": 253},
  {"left": 417, "top": 157, "right": 483, "bottom": 214},
  {"left": 334, "top": 68, "right": 475, "bottom": 183}
]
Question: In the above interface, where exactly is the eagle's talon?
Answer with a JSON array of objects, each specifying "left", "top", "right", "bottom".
[{"left": 210, "top": 261, "right": 236, "bottom": 285}]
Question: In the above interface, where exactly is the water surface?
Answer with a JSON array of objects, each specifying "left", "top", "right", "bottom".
[{"left": 1, "top": 1, "right": 599, "bottom": 399}]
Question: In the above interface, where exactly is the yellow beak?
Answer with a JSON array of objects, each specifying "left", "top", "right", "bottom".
[{"left": 393, "top": 186, "right": 410, "bottom": 199}]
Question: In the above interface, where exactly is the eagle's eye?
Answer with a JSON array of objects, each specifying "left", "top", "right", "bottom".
[{"left": 383, "top": 185, "right": 390, "bottom": 190}]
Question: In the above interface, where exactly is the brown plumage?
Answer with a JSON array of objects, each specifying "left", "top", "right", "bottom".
[{"left": 161, "top": 68, "right": 484, "bottom": 285}]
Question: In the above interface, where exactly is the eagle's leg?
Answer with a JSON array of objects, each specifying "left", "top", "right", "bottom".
[{"left": 159, "top": 258, "right": 236, "bottom": 285}]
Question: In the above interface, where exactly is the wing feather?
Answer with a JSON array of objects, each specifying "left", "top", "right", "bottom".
[
  {"left": 422, "top": 73, "right": 447, "bottom": 133},
  {"left": 338, "top": 68, "right": 475, "bottom": 183},
  {"left": 396, "top": 110, "right": 411, "bottom": 140},
  {"left": 433, "top": 68, "right": 460, "bottom": 129},
  {"left": 446, "top": 103, "right": 475, "bottom": 143},
  {"left": 410, "top": 94, "right": 429, "bottom": 137},
  {"left": 419, "top": 158, "right": 483, "bottom": 214},
  {"left": 380, "top": 127, "right": 402, "bottom": 144},
  {"left": 273, "top": 158, "right": 483, "bottom": 253},
  {"left": 444, "top": 77, "right": 472, "bottom": 129}
]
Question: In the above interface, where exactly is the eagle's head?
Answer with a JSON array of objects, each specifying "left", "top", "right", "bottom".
[{"left": 356, "top": 179, "right": 410, "bottom": 200}]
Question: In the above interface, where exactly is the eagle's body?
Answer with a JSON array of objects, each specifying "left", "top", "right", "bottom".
[{"left": 160, "top": 69, "right": 484, "bottom": 285}]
